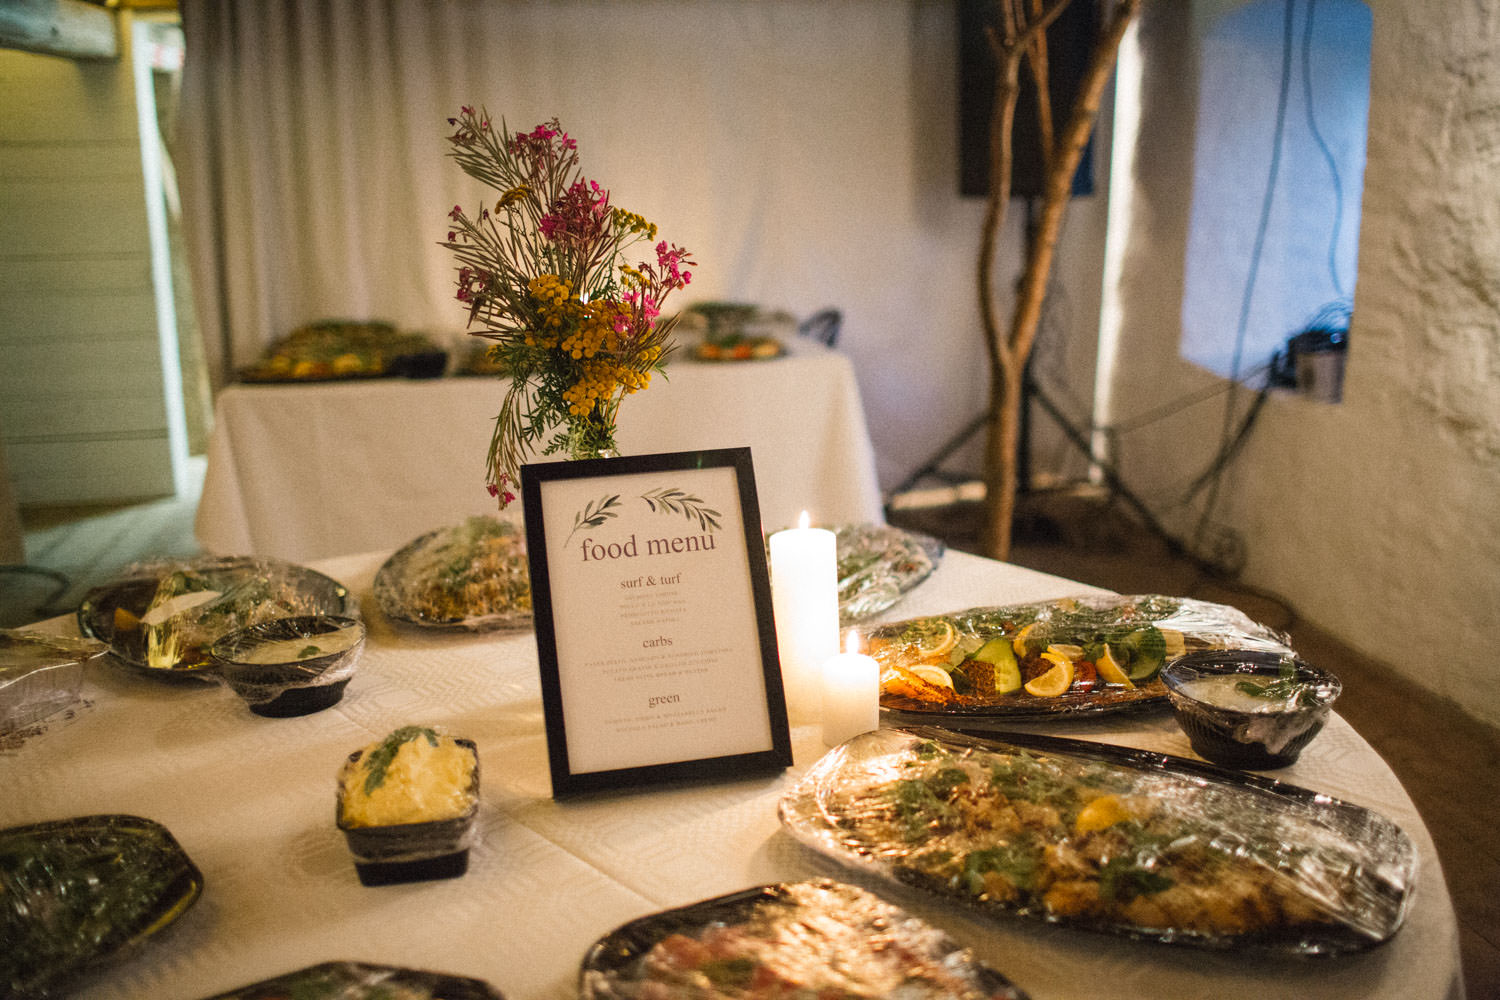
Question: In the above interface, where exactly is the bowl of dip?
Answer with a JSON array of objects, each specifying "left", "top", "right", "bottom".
[
  {"left": 210, "top": 614, "right": 365, "bottom": 717},
  {"left": 1161, "top": 649, "right": 1340, "bottom": 769}
]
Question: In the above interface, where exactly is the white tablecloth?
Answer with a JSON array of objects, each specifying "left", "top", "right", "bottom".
[
  {"left": 2, "top": 551, "right": 1463, "bottom": 1000},
  {"left": 195, "top": 340, "right": 883, "bottom": 564}
]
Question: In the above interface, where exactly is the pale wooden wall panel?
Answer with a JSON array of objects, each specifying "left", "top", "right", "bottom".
[
  {"left": 0, "top": 341, "right": 169, "bottom": 438},
  {"left": 0, "top": 34, "right": 176, "bottom": 505},
  {"left": 0, "top": 288, "right": 156, "bottom": 341},
  {"left": 2, "top": 178, "right": 152, "bottom": 256},
  {"left": 0, "top": 47, "right": 138, "bottom": 142},
  {"left": 3, "top": 254, "right": 153, "bottom": 293},
  {"left": 0, "top": 143, "right": 141, "bottom": 181},
  {"left": 8, "top": 437, "right": 174, "bottom": 506}
]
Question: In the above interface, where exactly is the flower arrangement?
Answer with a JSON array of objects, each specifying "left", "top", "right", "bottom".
[{"left": 441, "top": 106, "right": 695, "bottom": 505}]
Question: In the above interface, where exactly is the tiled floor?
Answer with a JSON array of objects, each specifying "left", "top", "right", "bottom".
[
  {"left": 889, "top": 488, "right": 1498, "bottom": 999},
  {"left": 4, "top": 475, "right": 1493, "bottom": 995}
]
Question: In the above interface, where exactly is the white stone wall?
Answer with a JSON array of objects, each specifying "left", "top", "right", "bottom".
[{"left": 1113, "top": 1, "right": 1500, "bottom": 727}]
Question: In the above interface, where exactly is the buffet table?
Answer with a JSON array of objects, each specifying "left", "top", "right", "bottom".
[
  {"left": 2, "top": 549, "right": 1463, "bottom": 1000},
  {"left": 194, "top": 339, "right": 883, "bottom": 564}
]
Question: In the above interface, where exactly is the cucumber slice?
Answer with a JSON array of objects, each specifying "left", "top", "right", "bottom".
[
  {"left": 972, "top": 637, "right": 1021, "bottom": 693},
  {"left": 993, "top": 658, "right": 1022, "bottom": 694},
  {"left": 1121, "top": 626, "right": 1167, "bottom": 680}
]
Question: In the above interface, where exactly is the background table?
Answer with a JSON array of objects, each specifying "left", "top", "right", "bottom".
[
  {"left": 195, "top": 339, "right": 883, "bottom": 564},
  {"left": 2, "top": 550, "right": 1463, "bottom": 1000}
]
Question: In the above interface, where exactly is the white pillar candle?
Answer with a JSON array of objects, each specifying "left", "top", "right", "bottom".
[
  {"left": 822, "top": 629, "right": 880, "bottom": 746},
  {"left": 769, "top": 511, "right": 839, "bottom": 724}
]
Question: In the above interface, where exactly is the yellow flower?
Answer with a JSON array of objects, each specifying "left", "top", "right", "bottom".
[{"left": 496, "top": 185, "right": 530, "bottom": 211}]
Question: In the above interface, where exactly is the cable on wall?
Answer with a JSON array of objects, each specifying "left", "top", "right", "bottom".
[{"left": 1190, "top": 0, "right": 1298, "bottom": 553}]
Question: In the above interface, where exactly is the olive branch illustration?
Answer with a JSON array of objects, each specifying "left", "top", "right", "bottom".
[
  {"left": 564, "top": 493, "right": 621, "bottom": 547},
  {"left": 640, "top": 487, "right": 722, "bottom": 532},
  {"left": 564, "top": 486, "right": 722, "bottom": 547}
]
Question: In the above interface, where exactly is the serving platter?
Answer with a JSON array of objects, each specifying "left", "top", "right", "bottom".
[
  {"left": 374, "top": 516, "right": 533, "bottom": 631},
  {"left": 867, "top": 594, "right": 1292, "bottom": 720},
  {"left": 779, "top": 727, "right": 1415, "bottom": 955},
  {"left": 1, "top": 814, "right": 203, "bottom": 999},
  {"left": 237, "top": 320, "right": 446, "bottom": 382},
  {"left": 834, "top": 522, "right": 943, "bottom": 625},
  {"left": 580, "top": 878, "right": 1030, "bottom": 999},
  {"left": 201, "top": 961, "right": 504, "bottom": 999},
  {"left": 77, "top": 556, "right": 354, "bottom": 679}
]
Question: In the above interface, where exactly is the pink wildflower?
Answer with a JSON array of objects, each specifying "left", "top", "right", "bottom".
[
  {"left": 487, "top": 473, "right": 517, "bottom": 507},
  {"left": 655, "top": 242, "right": 695, "bottom": 289},
  {"left": 540, "top": 179, "right": 611, "bottom": 250}
]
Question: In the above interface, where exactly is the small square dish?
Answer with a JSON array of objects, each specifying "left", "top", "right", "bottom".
[{"left": 335, "top": 727, "right": 479, "bottom": 886}]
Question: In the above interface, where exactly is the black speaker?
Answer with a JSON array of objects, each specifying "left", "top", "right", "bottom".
[{"left": 958, "top": 0, "right": 1099, "bottom": 198}]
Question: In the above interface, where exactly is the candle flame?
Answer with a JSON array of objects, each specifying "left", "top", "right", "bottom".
[
  {"left": 844, "top": 629, "right": 861, "bottom": 656},
  {"left": 797, "top": 510, "right": 811, "bottom": 530}
]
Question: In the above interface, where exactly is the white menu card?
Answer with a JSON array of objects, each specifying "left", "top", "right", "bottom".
[{"left": 522, "top": 448, "right": 792, "bottom": 796}]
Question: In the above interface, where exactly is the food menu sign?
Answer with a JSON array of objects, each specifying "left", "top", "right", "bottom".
[{"left": 522, "top": 448, "right": 792, "bottom": 796}]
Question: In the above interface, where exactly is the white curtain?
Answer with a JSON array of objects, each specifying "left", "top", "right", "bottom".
[{"left": 176, "top": 0, "right": 1025, "bottom": 489}]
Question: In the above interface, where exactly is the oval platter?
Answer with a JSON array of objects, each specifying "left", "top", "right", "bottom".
[
  {"left": 1, "top": 814, "right": 204, "bottom": 999},
  {"left": 779, "top": 727, "right": 1416, "bottom": 955},
  {"left": 77, "top": 556, "right": 355, "bottom": 680}
]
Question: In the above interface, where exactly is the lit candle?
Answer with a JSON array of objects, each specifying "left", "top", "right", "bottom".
[
  {"left": 822, "top": 629, "right": 880, "bottom": 746},
  {"left": 769, "top": 511, "right": 839, "bottom": 724}
]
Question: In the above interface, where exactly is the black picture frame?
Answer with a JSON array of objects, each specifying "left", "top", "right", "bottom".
[{"left": 521, "top": 448, "right": 792, "bottom": 797}]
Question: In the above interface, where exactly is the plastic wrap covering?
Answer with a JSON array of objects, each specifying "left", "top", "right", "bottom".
[
  {"left": 336, "top": 728, "right": 480, "bottom": 885},
  {"left": 238, "top": 320, "right": 447, "bottom": 382},
  {"left": 1163, "top": 650, "right": 1342, "bottom": 768},
  {"left": 201, "top": 960, "right": 505, "bottom": 999},
  {"left": 833, "top": 523, "right": 943, "bottom": 625},
  {"left": 866, "top": 594, "right": 1293, "bottom": 720},
  {"left": 375, "top": 517, "right": 533, "bottom": 631},
  {"left": 210, "top": 615, "right": 365, "bottom": 715},
  {"left": 779, "top": 728, "right": 1415, "bottom": 955},
  {"left": 580, "top": 879, "right": 1030, "bottom": 999},
  {"left": 77, "top": 556, "right": 354, "bottom": 678},
  {"left": 1, "top": 814, "right": 203, "bottom": 999},
  {"left": 0, "top": 629, "right": 104, "bottom": 736}
]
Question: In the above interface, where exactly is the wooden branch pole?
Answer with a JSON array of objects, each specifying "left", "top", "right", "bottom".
[{"left": 978, "top": 0, "right": 1140, "bottom": 560}]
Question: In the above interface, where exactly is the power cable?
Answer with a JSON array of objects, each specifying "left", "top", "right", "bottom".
[
  {"left": 1192, "top": 0, "right": 1297, "bottom": 551},
  {"left": 1301, "top": 0, "right": 1347, "bottom": 299}
]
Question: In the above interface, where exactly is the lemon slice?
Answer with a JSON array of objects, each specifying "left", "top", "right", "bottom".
[
  {"left": 1095, "top": 645, "right": 1136, "bottom": 689},
  {"left": 908, "top": 619, "right": 958, "bottom": 661},
  {"left": 910, "top": 665, "right": 955, "bottom": 690},
  {"left": 1046, "top": 642, "right": 1086, "bottom": 661},
  {"left": 1012, "top": 622, "right": 1041, "bottom": 658},
  {"left": 1024, "top": 656, "right": 1074, "bottom": 697},
  {"left": 1160, "top": 628, "right": 1187, "bottom": 658},
  {"left": 1075, "top": 793, "right": 1134, "bottom": 832}
]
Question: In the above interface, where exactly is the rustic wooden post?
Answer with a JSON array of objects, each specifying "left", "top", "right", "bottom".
[{"left": 978, "top": 0, "right": 1140, "bottom": 560}]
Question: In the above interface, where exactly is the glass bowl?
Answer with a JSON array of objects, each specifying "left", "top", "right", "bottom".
[
  {"left": 210, "top": 615, "right": 365, "bottom": 717},
  {"left": 1161, "top": 649, "right": 1341, "bottom": 769}
]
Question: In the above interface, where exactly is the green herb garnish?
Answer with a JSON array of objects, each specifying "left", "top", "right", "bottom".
[
  {"left": 956, "top": 841, "right": 1040, "bottom": 895},
  {"left": 1099, "top": 856, "right": 1174, "bottom": 902},
  {"left": 298, "top": 644, "right": 322, "bottom": 658},
  {"left": 361, "top": 726, "right": 440, "bottom": 796},
  {"left": 1234, "top": 661, "right": 1314, "bottom": 705},
  {"left": 890, "top": 768, "right": 970, "bottom": 841}
]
